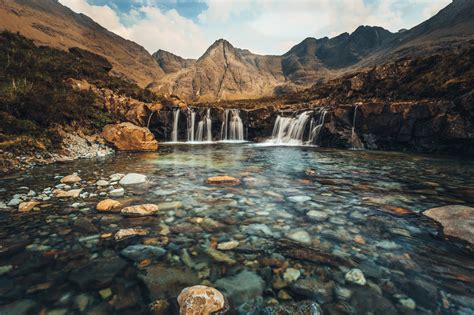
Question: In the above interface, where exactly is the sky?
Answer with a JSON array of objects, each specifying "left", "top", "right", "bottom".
[{"left": 59, "top": 0, "right": 451, "bottom": 59}]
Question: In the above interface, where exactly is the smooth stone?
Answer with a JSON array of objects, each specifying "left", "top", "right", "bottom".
[
  {"left": 345, "top": 268, "right": 366, "bottom": 285},
  {"left": 243, "top": 224, "right": 273, "bottom": 236},
  {"left": 114, "top": 228, "right": 149, "bottom": 240},
  {"left": 121, "top": 204, "right": 159, "bottom": 217},
  {"left": 217, "top": 240, "right": 239, "bottom": 251},
  {"left": 96, "top": 180, "right": 109, "bottom": 186},
  {"left": 399, "top": 297, "right": 416, "bottom": 310},
  {"left": 205, "top": 247, "right": 237, "bottom": 265},
  {"left": 177, "top": 285, "right": 225, "bottom": 315},
  {"left": 96, "top": 199, "right": 121, "bottom": 212},
  {"left": 423, "top": 205, "right": 474, "bottom": 245},
  {"left": 120, "top": 245, "right": 166, "bottom": 262},
  {"left": 290, "top": 279, "right": 334, "bottom": 304},
  {"left": 109, "top": 188, "right": 125, "bottom": 197},
  {"left": 53, "top": 189, "right": 82, "bottom": 198},
  {"left": 0, "top": 300, "right": 39, "bottom": 315},
  {"left": 18, "top": 201, "right": 40, "bottom": 213},
  {"left": 215, "top": 270, "right": 265, "bottom": 306},
  {"left": 61, "top": 174, "right": 81, "bottom": 184},
  {"left": 288, "top": 195, "right": 311, "bottom": 203},
  {"left": 119, "top": 173, "right": 147, "bottom": 186},
  {"left": 306, "top": 210, "right": 329, "bottom": 221},
  {"left": 283, "top": 268, "right": 301, "bottom": 282},
  {"left": 140, "top": 265, "right": 199, "bottom": 300},
  {"left": 287, "top": 230, "right": 311, "bottom": 244}
]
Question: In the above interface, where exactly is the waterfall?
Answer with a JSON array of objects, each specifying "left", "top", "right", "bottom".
[
  {"left": 268, "top": 111, "right": 312, "bottom": 145},
  {"left": 351, "top": 105, "right": 364, "bottom": 150},
  {"left": 308, "top": 108, "right": 327, "bottom": 145},
  {"left": 195, "top": 108, "right": 212, "bottom": 142},
  {"left": 221, "top": 109, "right": 244, "bottom": 141},
  {"left": 171, "top": 108, "right": 180, "bottom": 142},
  {"left": 187, "top": 108, "right": 196, "bottom": 142}
]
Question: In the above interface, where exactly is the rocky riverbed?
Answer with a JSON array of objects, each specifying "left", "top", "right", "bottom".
[{"left": 0, "top": 144, "right": 473, "bottom": 314}]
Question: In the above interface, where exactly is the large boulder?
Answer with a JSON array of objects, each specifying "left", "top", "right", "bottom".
[
  {"left": 423, "top": 205, "right": 474, "bottom": 245},
  {"left": 102, "top": 122, "right": 158, "bottom": 151}
]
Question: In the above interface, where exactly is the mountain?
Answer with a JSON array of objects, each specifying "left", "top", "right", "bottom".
[
  {"left": 149, "top": 39, "right": 285, "bottom": 102},
  {"left": 152, "top": 49, "right": 196, "bottom": 74},
  {"left": 151, "top": 0, "right": 474, "bottom": 102},
  {"left": 0, "top": 0, "right": 164, "bottom": 87}
]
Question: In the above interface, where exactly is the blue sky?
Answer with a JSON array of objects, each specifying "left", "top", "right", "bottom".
[{"left": 60, "top": 0, "right": 451, "bottom": 58}]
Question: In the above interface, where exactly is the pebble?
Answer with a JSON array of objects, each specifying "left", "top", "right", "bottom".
[
  {"left": 217, "top": 240, "right": 239, "bottom": 250},
  {"left": 96, "top": 180, "right": 109, "bottom": 186},
  {"left": 287, "top": 230, "right": 311, "bottom": 244},
  {"left": 283, "top": 268, "right": 301, "bottom": 282},
  {"left": 61, "top": 174, "right": 81, "bottom": 184},
  {"left": 399, "top": 298, "right": 416, "bottom": 310},
  {"left": 8, "top": 198, "right": 22, "bottom": 206},
  {"left": 119, "top": 173, "right": 147, "bottom": 186},
  {"left": 177, "top": 285, "right": 225, "bottom": 315},
  {"left": 288, "top": 195, "right": 312, "bottom": 203},
  {"left": 345, "top": 268, "right": 366, "bottom": 285},
  {"left": 307, "top": 210, "right": 328, "bottom": 221}
]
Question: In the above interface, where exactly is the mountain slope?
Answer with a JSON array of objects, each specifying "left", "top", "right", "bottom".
[
  {"left": 149, "top": 39, "right": 285, "bottom": 102},
  {"left": 152, "top": 49, "right": 196, "bottom": 74},
  {"left": 0, "top": 0, "right": 164, "bottom": 87}
]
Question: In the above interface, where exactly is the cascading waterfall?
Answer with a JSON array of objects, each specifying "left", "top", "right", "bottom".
[
  {"left": 308, "top": 108, "right": 327, "bottom": 145},
  {"left": 268, "top": 111, "right": 312, "bottom": 145},
  {"left": 351, "top": 105, "right": 364, "bottom": 150},
  {"left": 221, "top": 109, "right": 244, "bottom": 141},
  {"left": 196, "top": 108, "right": 212, "bottom": 142},
  {"left": 187, "top": 108, "right": 196, "bottom": 142},
  {"left": 171, "top": 108, "right": 180, "bottom": 142}
]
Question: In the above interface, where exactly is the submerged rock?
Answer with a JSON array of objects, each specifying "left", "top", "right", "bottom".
[
  {"left": 114, "top": 228, "right": 149, "bottom": 240},
  {"left": 345, "top": 268, "right": 366, "bottom": 286},
  {"left": 53, "top": 189, "right": 82, "bottom": 198},
  {"left": 177, "top": 285, "right": 225, "bottom": 315},
  {"left": 259, "top": 300, "right": 322, "bottom": 315},
  {"left": 96, "top": 199, "right": 121, "bottom": 212},
  {"left": 288, "top": 195, "right": 312, "bottom": 203},
  {"left": 120, "top": 245, "right": 166, "bottom": 262},
  {"left": 18, "top": 201, "right": 40, "bottom": 213},
  {"left": 217, "top": 240, "right": 239, "bottom": 251},
  {"left": 423, "top": 205, "right": 474, "bottom": 245},
  {"left": 286, "top": 230, "right": 311, "bottom": 244},
  {"left": 289, "top": 278, "right": 334, "bottom": 304},
  {"left": 121, "top": 204, "right": 159, "bottom": 216},
  {"left": 207, "top": 176, "right": 241, "bottom": 186},
  {"left": 119, "top": 173, "right": 147, "bottom": 186},
  {"left": 283, "top": 268, "right": 301, "bottom": 282},
  {"left": 215, "top": 270, "right": 264, "bottom": 306},
  {"left": 69, "top": 256, "right": 127, "bottom": 289}
]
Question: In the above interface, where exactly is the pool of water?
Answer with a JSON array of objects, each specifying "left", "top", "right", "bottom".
[{"left": 0, "top": 144, "right": 473, "bottom": 314}]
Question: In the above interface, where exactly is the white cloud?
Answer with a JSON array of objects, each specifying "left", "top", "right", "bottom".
[
  {"left": 59, "top": 0, "right": 452, "bottom": 58},
  {"left": 59, "top": 0, "right": 209, "bottom": 58}
]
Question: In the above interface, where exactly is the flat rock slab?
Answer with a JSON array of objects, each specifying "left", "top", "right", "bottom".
[
  {"left": 423, "top": 205, "right": 474, "bottom": 245},
  {"left": 207, "top": 176, "right": 240, "bottom": 186}
]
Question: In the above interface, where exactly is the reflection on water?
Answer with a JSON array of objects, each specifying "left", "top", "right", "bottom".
[{"left": 0, "top": 144, "right": 473, "bottom": 314}]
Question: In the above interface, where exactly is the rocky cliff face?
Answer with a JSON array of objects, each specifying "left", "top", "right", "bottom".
[
  {"left": 0, "top": 0, "right": 164, "bottom": 87},
  {"left": 152, "top": 49, "right": 196, "bottom": 74}
]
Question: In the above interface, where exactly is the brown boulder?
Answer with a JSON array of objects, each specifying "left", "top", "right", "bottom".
[
  {"left": 61, "top": 174, "right": 81, "bottom": 184},
  {"left": 423, "top": 205, "right": 474, "bottom": 245},
  {"left": 177, "top": 285, "right": 225, "bottom": 315},
  {"left": 102, "top": 122, "right": 158, "bottom": 151},
  {"left": 121, "top": 204, "right": 159, "bottom": 217},
  {"left": 96, "top": 199, "right": 121, "bottom": 212}
]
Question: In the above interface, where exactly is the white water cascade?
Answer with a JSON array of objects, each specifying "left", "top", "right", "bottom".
[
  {"left": 171, "top": 108, "right": 180, "bottom": 142},
  {"left": 308, "top": 108, "right": 328, "bottom": 145},
  {"left": 268, "top": 111, "right": 312, "bottom": 145},
  {"left": 196, "top": 108, "right": 212, "bottom": 142},
  {"left": 350, "top": 105, "right": 364, "bottom": 150},
  {"left": 187, "top": 108, "right": 196, "bottom": 142},
  {"left": 221, "top": 109, "right": 244, "bottom": 141}
]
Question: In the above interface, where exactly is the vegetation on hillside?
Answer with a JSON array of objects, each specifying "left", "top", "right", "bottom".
[{"left": 0, "top": 31, "right": 162, "bottom": 150}]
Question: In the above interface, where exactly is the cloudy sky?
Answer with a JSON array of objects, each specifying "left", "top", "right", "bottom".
[{"left": 59, "top": 0, "right": 451, "bottom": 59}]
